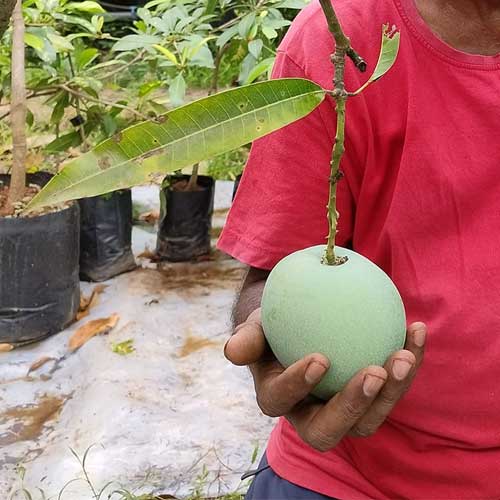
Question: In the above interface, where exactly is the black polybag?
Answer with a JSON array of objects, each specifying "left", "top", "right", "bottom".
[
  {"left": 232, "top": 173, "right": 242, "bottom": 201},
  {"left": 78, "top": 190, "right": 136, "bottom": 282},
  {"left": 156, "top": 175, "right": 215, "bottom": 262},
  {"left": 0, "top": 173, "right": 80, "bottom": 345}
]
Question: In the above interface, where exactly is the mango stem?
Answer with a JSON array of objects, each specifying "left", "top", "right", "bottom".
[{"left": 317, "top": 0, "right": 365, "bottom": 266}]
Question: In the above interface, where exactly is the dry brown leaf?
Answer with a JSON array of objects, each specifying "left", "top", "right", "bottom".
[
  {"left": 25, "top": 150, "right": 45, "bottom": 170},
  {"left": 77, "top": 284, "right": 108, "bottom": 321},
  {"left": 27, "top": 356, "right": 55, "bottom": 375},
  {"left": 69, "top": 314, "right": 119, "bottom": 352},
  {"left": 0, "top": 343, "right": 14, "bottom": 352},
  {"left": 138, "top": 210, "right": 160, "bottom": 224}
]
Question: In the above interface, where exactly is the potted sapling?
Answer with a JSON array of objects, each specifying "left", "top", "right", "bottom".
[
  {"left": 26, "top": 0, "right": 404, "bottom": 394},
  {"left": 0, "top": 0, "right": 79, "bottom": 346},
  {"left": 32, "top": 0, "right": 138, "bottom": 282},
  {"left": 156, "top": 165, "right": 215, "bottom": 262},
  {"left": 111, "top": 0, "right": 217, "bottom": 261}
]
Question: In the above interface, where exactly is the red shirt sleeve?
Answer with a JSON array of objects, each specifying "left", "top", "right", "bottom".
[{"left": 217, "top": 51, "right": 357, "bottom": 270}]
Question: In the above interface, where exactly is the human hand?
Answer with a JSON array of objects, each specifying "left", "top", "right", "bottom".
[{"left": 224, "top": 308, "right": 426, "bottom": 451}]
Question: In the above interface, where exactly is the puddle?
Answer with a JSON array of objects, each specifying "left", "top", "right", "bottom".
[
  {"left": 178, "top": 335, "right": 220, "bottom": 358},
  {"left": 129, "top": 263, "right": 244, "bottom": 297},
  {"left": 0, "top": 395, "right": 67, "bottom": 446}
]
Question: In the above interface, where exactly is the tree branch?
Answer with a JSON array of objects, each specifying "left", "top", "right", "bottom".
[
  {"left": 318, "top": 0, "right": 366, "bottom": 265},
  {"left": 58, "top": 84, "right": 151, "bottom": 122},
  {"left": 318, "top": 0, "right": 367, "bottom": 73},
  {"left": 6, "top": 0, "right": 27, "bottom": 210}
]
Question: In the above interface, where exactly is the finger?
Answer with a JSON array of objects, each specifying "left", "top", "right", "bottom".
[
  {"left": 404, "top": 322, "right": 426, "bottom": 369},
  {"left": 350, "top": 348, "right": 416, "bottom": 437},
  {"left": 288, "top": 365, "right": 387, "bottom": 451},
  {"left": 224, "top": 318, "right": 268, "bottom": 366},
  {"left": 252, "top": 353, "right": 330, "bottom": 417},
  {"left": 351, "top": 323, "right": 426, "bottom": 437}
]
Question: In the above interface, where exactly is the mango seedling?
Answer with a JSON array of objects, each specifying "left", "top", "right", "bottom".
[{"left": 25, "top": 2, "right": 402, "bottom": 398}]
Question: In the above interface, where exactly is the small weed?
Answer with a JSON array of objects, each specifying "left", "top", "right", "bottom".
[
  {"left": 9, "top": 444, "right": 254, "bottom": 500},
  {"left": 111, "top": 339, "right": 135, "bottom": 356}
]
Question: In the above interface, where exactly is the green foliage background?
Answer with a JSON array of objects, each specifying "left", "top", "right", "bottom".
[{"left": 0, "top": 0, "right": 309, "bottom": 179}]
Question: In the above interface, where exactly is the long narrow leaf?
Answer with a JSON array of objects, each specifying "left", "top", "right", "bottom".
[
  {"left": 352, "top": 25, "right": 400, "bottom": 96},
  {"left": 26, "top": 79, "right": 325, "bottom": 211}
]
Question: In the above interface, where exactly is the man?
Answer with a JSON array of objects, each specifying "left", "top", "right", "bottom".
[{"left": 218, "top": 0, "right": 500, "bottom": 498}]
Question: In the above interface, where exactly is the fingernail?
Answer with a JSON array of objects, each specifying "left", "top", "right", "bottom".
[
  {"left": 363, "top": 375, "right": 385, "bottom": 397},
  {"left": 392, "top": 359, "right": 412, "bottom": 380},
  {"left": 413, "top": 329, "right": 426, "bottom": 348},
  {"left": 305, "top": 362, "right": 328, "bottom": 385}
]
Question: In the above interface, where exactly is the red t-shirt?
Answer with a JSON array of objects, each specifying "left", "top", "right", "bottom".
[{"left": 218, "top": 0, "right": 500, "bottom": 497}]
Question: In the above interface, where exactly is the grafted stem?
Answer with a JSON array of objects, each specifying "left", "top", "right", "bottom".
[
  {"left": 318, "top": 0, "right": 365, "bottom": 266},
  {"left": 6, "top": 0, "right": 27, "bottom": 211}
]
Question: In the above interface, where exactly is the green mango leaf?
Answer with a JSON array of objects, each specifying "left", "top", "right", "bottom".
[
  {"left": 261, "top": 25, "right": 278, "bottom": 40},
  {"left": 248, "top": 39, "right": 263, "bottom": 59},
  {"left": 26, "top": 79, "right": 325, "bottom": 212},
  {"left": 205, "top": 0, "right": 217, "bottom": 15},
  {"left": 184, "top": 35, "right": 216, "bottom": 64},
  {"left": 47, "top": 33, "right": 74, "bottom": 52},
  {"left": 102, "top": 114, "right": 117, "bottom": 136},
  {"left": 66, "top": 1, "right": 105, "bottom": 14},
  {"left": 169, "top": 73, "right": 186, "bottom": 107},
  {"left": 50, "top": 91, "right": 69, "bottom": 124},
  {"left": 245, "top": 57, "right": 275, "bottom": 84},
  {"left": 352, "top": 24, "right": 401, "bottom": 95},
  {"left": 53, "top": 13, "right": 96, "bottom": 33},
  {"left": 26, "top": 108, "right": 34, "bottom": 128},
  {"left": 87, "top": 60, "right": 126, "bottom": 72},
  {"left": 216, "top": 24, "right": 238, "bottom": 48},
  {"left": 238, "top": 13, "right": 256, "bottom": 38},
  {"left": 24, "top": 32, "right": 44, "bottom": 51},
  {"left": 75, "top": 48, "right": 99, "bottom": 70},
  {"left": 112, "top": 34, "right": 161, "bottom": 52},
  {"left": 277, "top": 0, "right": 310, "bottom": 8},
  {"left": 238, "top": 52, "right": 257, "bottom": 86},
  {"left": 153, "top": 44, "right": 178, "bottom": 65},
  {"left": 139, "top": 80, "right": 162, "bottom": 97},
  {"left": 45, "top": 131, "right": 82, "bottom": 152}
]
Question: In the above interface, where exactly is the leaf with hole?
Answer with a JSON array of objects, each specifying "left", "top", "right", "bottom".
[
  {"left": 352, "top": 24, "right": 400, "bottom": 95},
  {"left": 25, "top": 79, "right": 325, "bottom": 211}
]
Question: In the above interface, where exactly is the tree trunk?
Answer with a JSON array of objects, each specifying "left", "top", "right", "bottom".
[
  {"left": 6, "top": 0, "right": 26, "bottom": 211},
  {"left": 0, "top": 0, "right": 16, "bottom": 39}
]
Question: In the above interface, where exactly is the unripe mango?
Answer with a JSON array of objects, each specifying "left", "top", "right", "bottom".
[{"left": 261, "top": 245, "right": 406, "bottom": 399}]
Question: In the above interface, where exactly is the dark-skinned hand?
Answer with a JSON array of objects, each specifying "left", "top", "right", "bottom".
[{"left": 225, "top": 308, "right": 426, "bottom": 451}]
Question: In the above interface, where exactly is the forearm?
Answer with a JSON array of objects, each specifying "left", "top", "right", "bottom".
[{"left": 232, "top": 267, "right": 269, "bottom": 327}]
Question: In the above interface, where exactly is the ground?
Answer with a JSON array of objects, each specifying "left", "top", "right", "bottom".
[{"left": 0, "top": 182, "right": 274, "bottom": 499}]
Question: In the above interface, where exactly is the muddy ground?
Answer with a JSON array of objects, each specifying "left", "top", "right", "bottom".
[{"left": 0, "top": 182, "right": 274, "bottom": 499}]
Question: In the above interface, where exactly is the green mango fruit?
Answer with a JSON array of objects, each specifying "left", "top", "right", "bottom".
[{"left": 261, "top": 245, "right": 406, "bottom": 399}]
